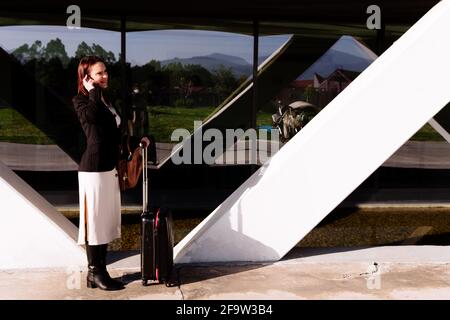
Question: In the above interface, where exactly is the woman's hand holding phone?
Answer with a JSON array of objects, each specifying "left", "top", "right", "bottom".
[
  {"left": 140, "top": 136, "right": 150, "bottom": 148},
  {"left": 83, "top": 74, "right": 96, "bottom": 92}
]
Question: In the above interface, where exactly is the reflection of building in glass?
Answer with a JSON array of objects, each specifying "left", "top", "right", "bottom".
[
  {"left": 280, "top": 69, "right": 361, "bottom": 108},
  {"left": 313, "top": 68, "right": 360, "bottom": 93},
  {"left": 277, "top": 35, "right": 378, "bottom": 108}
]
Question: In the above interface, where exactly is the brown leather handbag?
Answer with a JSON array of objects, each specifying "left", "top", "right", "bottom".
[{"left": 117, "top": 136, "right": 143, "bottom": 191}]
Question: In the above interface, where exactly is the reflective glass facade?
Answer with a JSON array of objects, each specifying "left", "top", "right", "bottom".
[{"left": 0, "top": 5, "right": 448, "bottom": 248}]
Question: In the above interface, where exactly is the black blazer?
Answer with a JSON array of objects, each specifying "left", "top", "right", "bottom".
[{"left": 72, "top": 87, "right": 122, "bottom": 172}]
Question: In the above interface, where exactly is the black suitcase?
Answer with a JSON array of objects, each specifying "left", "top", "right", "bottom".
[{"left": 140, "top": 143, "right": 174, "bottom": 286}]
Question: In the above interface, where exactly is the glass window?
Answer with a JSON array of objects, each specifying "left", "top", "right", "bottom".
[
  {"left": 126, "top": 28, "right": 254, "bottom": 162},
  {"left": 0, "top": 22, "right": 120, "bottom": 205}
]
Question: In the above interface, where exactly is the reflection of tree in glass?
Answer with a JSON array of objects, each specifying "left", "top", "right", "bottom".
[
  {"left": 75, "top": 41, "right": 116, "bottom": 64},
  {"left": 212, "top": 65, "right": 239, "bottom": 101},
  {"left": 9, "top": 38, "right": 245, "bottom": 114},
  {"left": 12, "top": 38, "right": 116, "bottom": 66},
  {"left": 42, "top": 38, "right": 69, "bottom": 66},
  {"left": 12, "top": 38, "right": 70, "bottom": 66},
  {"left": 11, "top": 40, "right": 44, "bottom": 63},
  {"left": 10, "top": 39, "right": 119, "bottom": 101}
]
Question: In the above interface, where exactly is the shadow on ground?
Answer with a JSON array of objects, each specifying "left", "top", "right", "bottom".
[{"left": 175, "top": 263, "right": 272, "bottom": 286}]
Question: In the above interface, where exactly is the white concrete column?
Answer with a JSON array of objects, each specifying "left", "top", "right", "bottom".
[{"left": 0, "top": 160, "right": 85, "bottom": 269}]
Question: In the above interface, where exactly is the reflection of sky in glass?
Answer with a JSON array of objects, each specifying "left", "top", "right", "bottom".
[
  {"left": 0, "top": 25, "right": 290, "bottom": 65},
  {"left": 0, "top": 25, "right": 119, "bottom": 57}
]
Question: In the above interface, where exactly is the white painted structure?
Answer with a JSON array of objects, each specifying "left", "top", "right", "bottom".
[
  {"left": 429, "top": 118, "right": 450, "bottom": 144},
  {"left": 174, "top": 1, "right": 450, "bottom": 263},
  {"left": 0, "top": 160, "right": 85, "bottom": 269}
]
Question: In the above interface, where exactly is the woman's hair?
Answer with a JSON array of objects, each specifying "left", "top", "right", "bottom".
[{"left": 77, "top": 55, "right": 106, "bottom": 96}]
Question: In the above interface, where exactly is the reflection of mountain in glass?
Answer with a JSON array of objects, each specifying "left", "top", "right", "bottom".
[
  {"left": 158, "top": 35, "right": 377, "bottom": 80},
  {"left": 298, "top": 35, "right": 378, "bottom": 80},
  {"left": 160, "top": 53, "right": 253, "bottom": 77}
]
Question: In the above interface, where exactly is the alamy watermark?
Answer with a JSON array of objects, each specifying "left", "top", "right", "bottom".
[
  {"left": 366, "top": 5, "right": 381, "bottom": 30},
  {"left": 365, "top": 262, "right": 382, "bottom": 290},
  {"left": 66, "top": 265, "right": 81, "bottom": 290},
  {"left": 170, "top": 121, "right": 281, "bottom": 165},
  {"left": 66, "top": 5, "right": 81, "bottom": 29}
]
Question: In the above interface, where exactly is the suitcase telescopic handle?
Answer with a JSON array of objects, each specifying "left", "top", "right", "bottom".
[{"left": 140, "top": 143, "right": 148, "bottom": 213}]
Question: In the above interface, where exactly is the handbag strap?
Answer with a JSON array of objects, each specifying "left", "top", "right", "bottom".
[{"left": 126, "top": 135, "right": 133, "bottom": 160}]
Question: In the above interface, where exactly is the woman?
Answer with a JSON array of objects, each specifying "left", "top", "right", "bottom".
[{"left": 72, "top": 56, "right": 149, "bottom": 291}]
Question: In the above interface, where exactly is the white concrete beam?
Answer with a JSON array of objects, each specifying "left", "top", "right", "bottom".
[{"left": 0, "top": 160, "right": 85, "bottom": 269}]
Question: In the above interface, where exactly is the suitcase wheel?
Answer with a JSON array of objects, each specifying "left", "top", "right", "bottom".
[{"left": 142, "top": 279, "right": 148, "bottom": 286}]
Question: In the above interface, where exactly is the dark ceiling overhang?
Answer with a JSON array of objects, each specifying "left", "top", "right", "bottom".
[{"left": 0, "top": 0, "right": 441, "bottom": 34}]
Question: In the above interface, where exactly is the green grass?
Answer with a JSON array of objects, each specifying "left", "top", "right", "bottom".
[
  {"left": 148, "top": 106, "right": 215, "bottom": 142},
  {"left": 1, "top": 106, "right": 444, "bottom": 145},
  {"left": 0, "top": 108, "right": 54, "bottom": 144},
  {"left": 256, "top": 111, "right": 273, "bottom": 127},
  {"left": 410, "top": 123, "right": 445, "bottom": 141},
  {"left": 148, "top": 106, "right": 274, "bottom": 142},
  {"left": 0, "top": 106, "right": 273, "bottom": 145}
]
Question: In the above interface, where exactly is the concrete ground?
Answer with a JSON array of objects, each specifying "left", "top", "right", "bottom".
[{"left": 1, "top": 246, "right": 450, "bottom": 300}]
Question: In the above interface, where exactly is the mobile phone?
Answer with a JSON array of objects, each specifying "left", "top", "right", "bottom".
[
  {"left": 86, "top": 74, "right": 98, "bottom": 87},
  {"left": 84, "top": 68, "right": 94, "bottom": 81}
]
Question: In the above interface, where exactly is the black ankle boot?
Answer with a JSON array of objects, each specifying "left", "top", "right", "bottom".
[
  {"left": 86, "top": 243, "right": 124, "bottom": 291},
  {"left": 87, "top": 266, "right": 125, "bottom": 290},
  {"left": 99, "top": 244, "right": 124, "bottom": 288}
]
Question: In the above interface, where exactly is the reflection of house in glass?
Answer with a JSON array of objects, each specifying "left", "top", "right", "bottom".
[
  {"left": 313, "top": 68, "right": 360, "bottom": 93},
  {"left": 311, "top": 68, "right": 361, "bottom": 108},
  {"left": 278, "top": 36, "right": 378, "bottom": 108},
  {"left": 282, "top": 69, "right": 361, "bottom": 108}
]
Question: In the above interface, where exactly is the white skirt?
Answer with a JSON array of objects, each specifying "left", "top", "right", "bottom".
[{"left": 77, "top": 168, "right": 121, "bottom": 245}]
